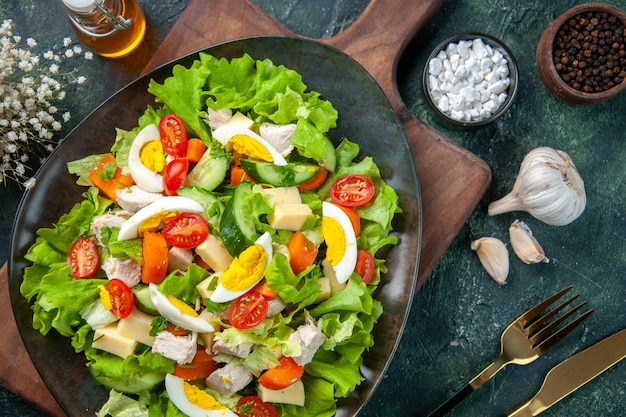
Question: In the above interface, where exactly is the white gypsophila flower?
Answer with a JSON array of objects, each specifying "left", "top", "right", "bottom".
[
  {"left": 0, "top": 19, "right": 89, "bottom": 187},
  {"left": 23, "top": 177, "right": 36, "bottom": 189}
]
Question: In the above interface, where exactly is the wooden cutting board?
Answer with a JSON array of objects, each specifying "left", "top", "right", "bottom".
[{"left": 1, "top": 0, "right": 491, "bottom": 415}]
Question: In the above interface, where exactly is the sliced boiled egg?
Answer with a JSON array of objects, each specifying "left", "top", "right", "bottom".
[
  {"left": 149, "top": 283, "right": 214, "bottom": 333},
  {"left": 212, "top": 125, "right": 287, "bottom": 166},
  {"left": 322, "top": 202, "right": 358, "bottom": 284},
  {"left": 117, "top": 196, "right": 204, "bottom": 241},
  {"left": 210, "top": 232, "right": 273, "bottom": 303},
  {"left": 128, "top": 124, "right": 166, "bottom": 193},
  {"left": 165, "top": 374, "right": 237, "bottom": 417}
]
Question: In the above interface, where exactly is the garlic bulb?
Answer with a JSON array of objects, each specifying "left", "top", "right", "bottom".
[
  {"left": 488, "top": 147, "right": 586, "bottom": 226},
  {"left": 509, "top": 220, "right": 549, "bottom": 264},
  {"left": 471, "top": 237, "right": 509, "bottom": 284}
]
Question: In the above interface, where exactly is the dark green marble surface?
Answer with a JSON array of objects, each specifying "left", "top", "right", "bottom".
[{"left": 1, "top": 0, "right": 625, "bottom": 416}]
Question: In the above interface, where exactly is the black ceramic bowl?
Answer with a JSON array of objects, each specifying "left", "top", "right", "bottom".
[{"left": 422, "top": 32, "right": 519, "bottom": 127}]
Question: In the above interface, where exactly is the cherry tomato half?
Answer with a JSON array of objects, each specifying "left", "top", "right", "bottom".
[
  {"left": 159, "top": 114, "right": 188, "bottom": 158},
  {"left": 355, "top": 249, "right": 376, "bottom": 284},
  {"left": 163, "top": 158, "right": 189, "bottom": 196},
  {"left": 161, "top": 213, "right": 209, "bottom": 249},
  {"left": 236, "top": 395, "right": 279, "bottom": 417},
  {"left": 229, "top": 290, "right": 269, "bottom": 330},
  {"left": 67, "top": 237, "right": 99, "bottom": 278},
  {"left": 106, "top": 278, "right": 134, "bottom": 319},
  {"left": 329, "top": 174, "right": 375, "bottom": 207},
  {"left": 258, "top": 356, "right": 304, "bottom": 390}
]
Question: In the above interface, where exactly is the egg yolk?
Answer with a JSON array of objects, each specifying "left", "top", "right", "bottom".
[
  {"left": 167, "top": 295, "right": 199, "bottom": 317},
  {"left": 98, "top": 285, "right": 112, "bottom": 311},
  {"left": 140, "top": 139, "right": 166, "bottom": 173},
  {"left": 322, "top": 217, "right": 346, "bottom": 267},
  {"left": 137, "top": 211, "right": 179, "bottom": 235},
  {"left": 183, "top": 381, "right": 226, "bottom": 410},
  {"left": 228, "top": 134, "right": 273, "bottom": 162},
  {"left": 220, "top": 244, "right": 268, "bottom": 291}
]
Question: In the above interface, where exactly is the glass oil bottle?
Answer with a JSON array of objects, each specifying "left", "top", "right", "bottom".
[{"left": 59, "top": 0, "right": 146, "bottom": 58}]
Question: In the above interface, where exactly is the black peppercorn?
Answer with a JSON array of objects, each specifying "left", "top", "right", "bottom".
[{"left": 553, "top": 10, "right": 625, "bottom": 92}]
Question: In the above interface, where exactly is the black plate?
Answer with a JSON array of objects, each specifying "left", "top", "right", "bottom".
[{"left": 9, "top": 36, "right": 421, "bottom": 416}]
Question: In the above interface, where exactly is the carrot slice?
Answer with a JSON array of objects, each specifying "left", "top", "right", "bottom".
[
  {"left": 185, "top": 138, "right": 207, "bottom": 164},
  {"left": 257, "top": 279, "right": 277, "bottom": 300},
  {"left": 297, "top": 165, "right": 328, "bottom": 191},
  {"left": 258, "top": 356, "right": 304, "bottom": 390},
  {"left": 287, "top": 231, "right": 319, "bottom": 274},
  {"left": 88, "top": 154, "right": 134, "bottom": 203},
  {"left": 141, "top": 232, "right": 169, "bottom": 283},
  {"left": 230, "top": 164, "right": 253, "bottom": 186},
  {"left": 173, "top": 348, "right": 218, "bottom": 380}
]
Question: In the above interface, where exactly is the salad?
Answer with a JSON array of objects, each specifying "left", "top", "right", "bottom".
[{"left": 20, "top": 53, "right": 401, "bottom": 417}]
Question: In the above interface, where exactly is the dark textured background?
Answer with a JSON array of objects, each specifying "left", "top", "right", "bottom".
[{"left": 1, "top": 0, "right": 625, "bottom": 416}]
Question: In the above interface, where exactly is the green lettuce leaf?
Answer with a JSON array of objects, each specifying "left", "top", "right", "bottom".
[
  {"left": 33, "top": 199, "right": 96, "bottom": 254},
  {"left": 148, "top": 58, "right": 213, "bottom": 141},
  {"left": 95, "top": 390, "right": 149, "bottom": 417},
  {"left": 265, "top": 253, "right": 320, "bottom": 307},
  {"left": 157, "top": 263, "right": 211, "bottom": 303},
  {"left": 28, "top": 263, "right": 105, "bottom": 336},
  {"left": 86, "top": 346, "right": 173, "bottom": 395}
]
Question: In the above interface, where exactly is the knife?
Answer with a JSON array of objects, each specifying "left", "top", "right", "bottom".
[{"left": 508, "top": 327, "right": 626, "bottom": 416}]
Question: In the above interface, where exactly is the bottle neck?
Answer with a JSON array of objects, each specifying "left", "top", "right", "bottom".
[{"left": 62, "top": 0, "right": 133, "bottom": 37}]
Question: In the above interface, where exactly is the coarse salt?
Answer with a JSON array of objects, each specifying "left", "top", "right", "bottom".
[{"left": 427, "top": 37, "right": 512, "bottom": 123}]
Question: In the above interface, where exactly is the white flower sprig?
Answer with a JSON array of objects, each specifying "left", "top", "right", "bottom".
[{"left": 1, "top": 19, "right": 93, "bottom": 188}]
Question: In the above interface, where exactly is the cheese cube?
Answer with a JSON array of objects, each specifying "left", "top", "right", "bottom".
[
  {"left": 92, "top": 322, "right": 138, "bottom": 358},
  {"left": 258, "top": 379, "right": 305, "bottom": 406},
  {"left": 195, "top": 234, "right": 233, "bottom": 272},
  {"left": 262, "top": 186, "right": 302, "bottom": 204},
  {"left": 322, "top": 259, "right": 347, "bottom": 295},
  {"left": 199, "top": 310, "right": 217, "bottom": 350},
  {"left": 226, "top": 111, "right": 254, "bottom": 129},
  {"left": 314, "top": 277, "right": 331, "bottom": 304},
  {"left": 117, "top": 308, "right": 156, "bottom": 347},
  {"left": 268, "top": 203, "right": 312, "bottom": 231},
  {"left": 196, "top": 273, "right": 220, "bottom": 300}
]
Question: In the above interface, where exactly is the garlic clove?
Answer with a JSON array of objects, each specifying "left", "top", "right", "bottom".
[
  {"left": 509, "top": 220, "right": 549, "bottom": 264},
  {"left": 488, "top": 147, "right": 586, "bottom": 226},
  {"left": 471, "top": 237, "right": 509, "bottom": 284}
]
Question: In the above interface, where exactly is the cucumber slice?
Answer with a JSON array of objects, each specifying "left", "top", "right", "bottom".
[
  {"left": 240, "top": 159, "right": 319, "bottom": 187},
  {"left": 132, "top": 285, "right": 158, "bottom": 316},
  {"left": 321, "top": 137, "right": 337, "bottom": 172},
  {"left": 219, "top": 181, "right": 258, "bottom": 256},
  {"left": 185, "top": 148, "right": 229, "bottom": 191}
]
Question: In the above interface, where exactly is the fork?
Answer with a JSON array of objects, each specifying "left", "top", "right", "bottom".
[{"left": 426, "top": 285, "right": 594, "bottom": 417}]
